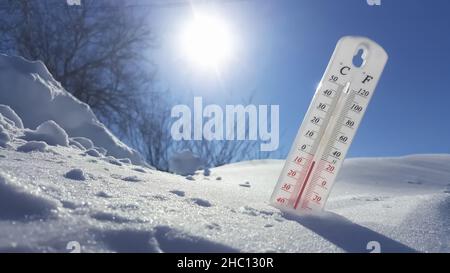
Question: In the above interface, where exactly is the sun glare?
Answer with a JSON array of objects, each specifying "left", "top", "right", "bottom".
[{"left": 180, "top": 13, "right": 234, "bottom": 69}]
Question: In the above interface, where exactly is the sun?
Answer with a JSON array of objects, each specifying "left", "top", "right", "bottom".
[{"left": 180, "top": 13, "right": 234, "bottom": 69}]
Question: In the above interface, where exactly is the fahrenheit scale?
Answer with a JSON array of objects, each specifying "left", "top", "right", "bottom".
[{"left": 270, "top": 36, "right": 388, "bottom": 213}]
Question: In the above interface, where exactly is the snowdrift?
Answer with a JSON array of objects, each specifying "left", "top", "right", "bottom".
[
  {"left": 0, "top": 54, "right": 145, "bottom": 166},
  {"left": 0, "top": 126, "right": 449, "bottom": 253},
  {"left": 0, "top": 54, "right": 448, "bottom": 253}
]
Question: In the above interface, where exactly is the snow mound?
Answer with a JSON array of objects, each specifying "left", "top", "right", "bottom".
[
  {"left": 71, "top": 137, "right": 94, "bottom": 150},
  {"left": 95, "top": 147, "right": 107, "bottom": 156},
  {"left": 121, "top": 175, "right": 141, "bottom": 182},
  {"left": 84, "top": 149, "right": 102, "bottom": 158},
  {"left": 22, "top": 120, "right": 69, "bottom": 146},
  {"left": 17, "top": 141, "right": 48, "bottom": 153},
  {"left": 169, "top": 150, "right": 203, "bottom": 176},
  {"left": 188, "top": 198, "right": 212, "bottom": 207},
  {"left": 64, "top": 169, "right": 87, "bottom": 181},
  {"left": 0, "top": 173, "right": 58, "bottom": 220},
  {"left": 0, "top": 124, "right": 11, "bottom": 148},
  {"left": 0, "top": 113, "right": 14, "bottom": 131},
  {"left": 105, "top": 156, "right": 122, "bottom": 166},
  {"left": 0, "top": 105, "right": 23, "bottom": 129},
  {"left": 119, "top": 158, "right": 132, "bottom": 164},
  {"left": 0, "top": 54, "right": 145, "bottom": 166},
  {"left": 132, "top": 167, "right": 146, "bottom": 173},
  {"left": 68, "top": 139, "right": 85, "bottom": 150}
]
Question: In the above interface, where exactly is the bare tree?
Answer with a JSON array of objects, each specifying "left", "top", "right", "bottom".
[
  {"left": 127, "top": 90, "right": 274, "bottom": 170},
  {"left": 163, "top": 93, "right": 275, "bottom": 169},
  {"left": 132, "top": 113, "right": 265, "bottom": 170},
  {"left": 0, "top": 0, "right": 276, "bottom": 170},
  {"left": 0, "top": 0, "right": 156, "bottom": 131},
  {"left": 127, "top": 91, "right": 174, "bottom": 171}
]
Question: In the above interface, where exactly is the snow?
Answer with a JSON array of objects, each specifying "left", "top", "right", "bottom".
[
  {"left": 22, "top": 120, "right": 69, "bottom": 147},
  {"left": 16, "top": 141, "right": 48, "bottom": 153},
  {"left": 0, "top": 113, "right": 14, "bottom": 131},
  {"left": 0, "top": 105, "right": 23, "bottom": 129},
  {"left": 185, "top": 175, "right": 195, "bottom": 181},
  {"left": 68, "top": 139, "right": 85, "bottom": 151},
  {"left": 105, "top": 156, "right": 122, "bottom": 166},
  {"left": 170, "top": 190, "right": 186, "bottom": 197},
  {"left": 84, "top": 149, "right": 102, "bottom": 158},
  {"left": 239, "top": 181, "right": 251, "bottom": 188},
  {"left": 64, "top": 169, "right": 87, "bottom": 181},
  {"left": 0, "top": 125, "right": 11, "bottom": 148},
  {"left": 119, "top": 158, "right": 132, "bottom": 165},
  {"left": 70, "top": 137, "right": 94, "bottom": 150},
  {"left": 187, "top": 198, "right": 212, "bottom": 208},
  {"left": 0, "top": 129, "right": 449, "bottom": 252},
  {"left": 95, "top": 147, "right": 107, "bottom": 156},
  {"left": 132, "top": 167, "right": 147, "bottom": 173},
  {"left": 0, "top": 53, "right": 448, "bottom": 253},
  {"left": 0, "top": 54, "right": 145, "bottom": 166},
  {"left": 0, "top": 173, "right": 58, "bottom": 220},
  {"left": 121, "top": 175, "right": 142, "bottom": 182},
  {"left": 96, "top": 191, "right": 113, "bottom": 198}
]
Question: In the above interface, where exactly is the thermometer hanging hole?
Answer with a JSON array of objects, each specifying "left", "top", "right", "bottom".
[{"left": 352, "top": 48, "right": 366, "bottom": 68}]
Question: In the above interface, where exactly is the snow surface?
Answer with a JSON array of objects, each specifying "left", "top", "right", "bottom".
[
  {"left": 0, "top": 53, "right": 449, "bottom": 253},
  {"left": 16, "top": 141, "right": 48, "bottom": 153},
  {"left": 0, "top": 173, "right": 58, "bottom": 221},
  {"left": 0, "top": 124, "right": 449, "bottom": 252},
  {"left": 0, "top": 54, "right": 145, "bottom": 166}
]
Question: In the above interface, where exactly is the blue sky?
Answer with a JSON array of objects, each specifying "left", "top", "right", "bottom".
[{"left": 148, "top": 0, "right": 450, "bottom": 158}]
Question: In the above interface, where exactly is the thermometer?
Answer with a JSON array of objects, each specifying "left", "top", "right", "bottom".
[{"left": 270, "top": 36, "right": 388, "bottom": 213}]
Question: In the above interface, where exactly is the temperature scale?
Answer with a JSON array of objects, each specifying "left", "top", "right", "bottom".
[{"left": 270, "top": 36, "right": 388, "bottom": 213}]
